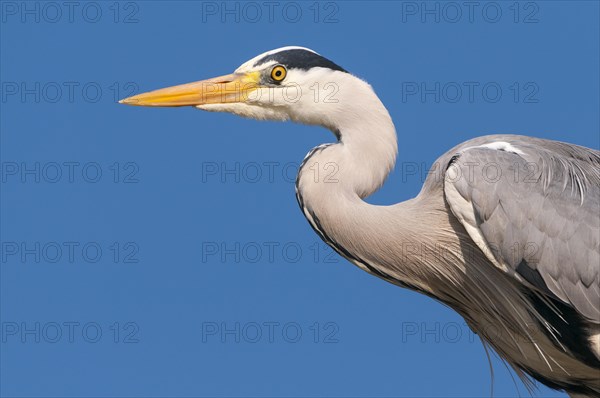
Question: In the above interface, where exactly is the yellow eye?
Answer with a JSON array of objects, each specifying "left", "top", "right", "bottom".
[{"left": 270, "top": 65, "right": 287, "bottom": 82}]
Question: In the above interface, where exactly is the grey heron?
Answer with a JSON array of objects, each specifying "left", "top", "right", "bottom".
[{"left": 120, "top": 46, "right": 600, "bottom": 397}]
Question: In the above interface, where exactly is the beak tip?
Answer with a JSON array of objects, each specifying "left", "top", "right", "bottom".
[{"left": 119, "top": 97, "right": 139, "bottom": 106}]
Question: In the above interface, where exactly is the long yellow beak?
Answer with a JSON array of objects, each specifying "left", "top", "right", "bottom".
[{"left": 119, "top": 72, "right": 260, "bottom": 107}]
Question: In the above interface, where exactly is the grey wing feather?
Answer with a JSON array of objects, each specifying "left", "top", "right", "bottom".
[{"left": 444, "top": 137, "right": 600, "bottom": 323}]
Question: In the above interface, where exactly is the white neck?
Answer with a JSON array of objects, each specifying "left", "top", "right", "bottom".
[
  {"left": 294, "top": 76, "right": 443, "bottom": 295},
  {"left": 295, "top": 76, "right": 407, "bottom": 283},
  {"left": 296, "top": 76, "right": 397, "bottom": 200}
]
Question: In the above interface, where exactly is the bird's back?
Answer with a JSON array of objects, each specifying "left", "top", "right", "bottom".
[{"left": 422, "top": 134, "right": 600, "bottom": 396}]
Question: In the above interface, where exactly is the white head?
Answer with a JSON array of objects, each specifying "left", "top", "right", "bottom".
[
  {"left": 121, "top": 46, "right": 398, "bottom": 198},
  {"left": 120, "top": 46, "right": 389, "bottom": 135}
]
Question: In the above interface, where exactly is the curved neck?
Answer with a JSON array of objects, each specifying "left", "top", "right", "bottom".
[
  {"left": 297, "top": 80, "right": 398, "bottom": 200},
  {"left": 294, "top": 110, "right": 457, "bottom": 298},
  {"left": 295, "top": 83, "right": 440, "bottom": 294}
]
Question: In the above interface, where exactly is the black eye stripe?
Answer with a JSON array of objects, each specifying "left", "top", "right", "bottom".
[{"left": 254, "top": 49, "right": 347, "bottom": 73}]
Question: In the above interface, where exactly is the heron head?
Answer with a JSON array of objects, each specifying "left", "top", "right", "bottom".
[{"left": 120, "top": 46, "right": 366, "bottom": 130}]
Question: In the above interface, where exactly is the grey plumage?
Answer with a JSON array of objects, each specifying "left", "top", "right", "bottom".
[
  {"left": 445, "top": 135, "right": 600, "bottom": 324},
  {"left": 438, "top": 136, "right": 600, "bottom": 395}
]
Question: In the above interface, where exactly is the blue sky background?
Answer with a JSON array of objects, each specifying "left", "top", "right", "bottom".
[{"left": 1, "top": 1, "right": 599, "bottom": 397}]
